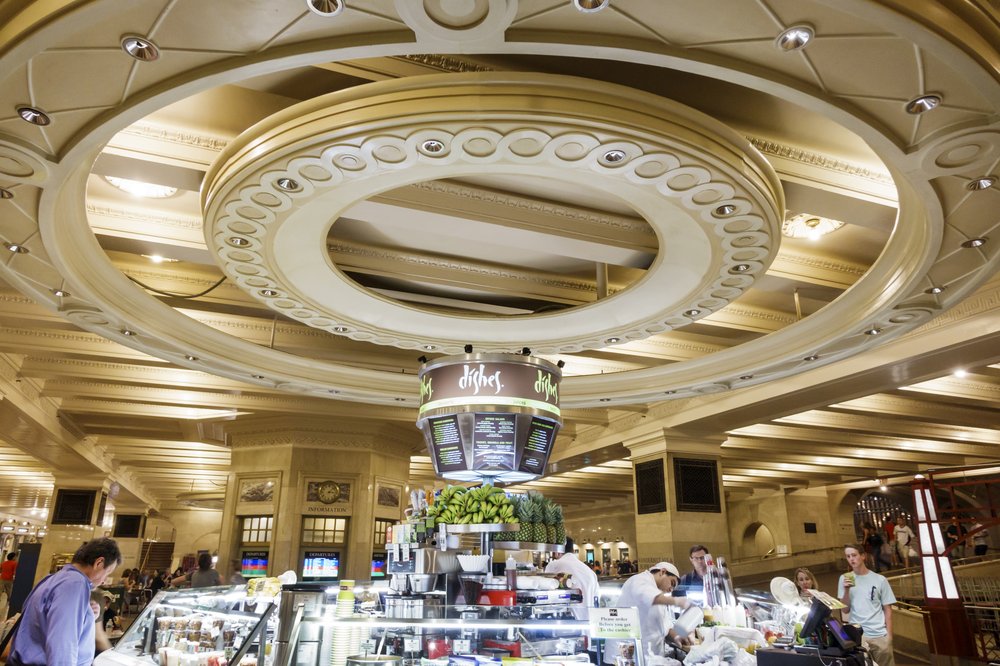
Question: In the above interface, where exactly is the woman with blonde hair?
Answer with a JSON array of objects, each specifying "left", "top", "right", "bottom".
[{"left": 793, "top": 567, "right": 818, "bottom": 601}]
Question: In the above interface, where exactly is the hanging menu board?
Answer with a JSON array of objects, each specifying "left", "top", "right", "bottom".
[
  {"left": 428, "top": 415, "right": 467, "bottom": 473},
  {"left": 472, "top": 413, "right": 516, "bottom": 471},
  {"left": 518, "top": 416, "right": 557, "bottom": 475}
]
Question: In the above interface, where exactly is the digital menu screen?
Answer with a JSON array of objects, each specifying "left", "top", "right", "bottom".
[
  {"left": 427, "top": 415, "right": 468, "bottom": 473},
  {"left": 302, "top": 551, "right": 339, "bottom": 580},
  {"left": 371, "top": 554, "right": 386, "bottom": 578},
  {"left": 518, "top": 416, "right": 557, "bottom": 474},
  {"left": 241, "top": 550, "right": 269, "bottom": 578},
  {"left": 472, "top": 413, "right": 516, "bottom": 471}
]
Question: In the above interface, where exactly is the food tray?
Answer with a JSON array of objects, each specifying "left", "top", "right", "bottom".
[
  {"left": 491, "top": 541, "right": 565, "bottom": 553},
  {"left": 445, "top": 523, "right": 520, "bottom": 533}
]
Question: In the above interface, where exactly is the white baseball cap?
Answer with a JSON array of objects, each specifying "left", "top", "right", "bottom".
[{"left": 650, "top": 561, "right": 680, "bottom": 578}]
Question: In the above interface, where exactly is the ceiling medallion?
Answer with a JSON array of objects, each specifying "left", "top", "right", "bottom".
[
  {"left": 781, "top": 213, "right": 845, "bottom": 240},
  {"left": 203, "top": 73, "right": 783, "bottom": 355}
]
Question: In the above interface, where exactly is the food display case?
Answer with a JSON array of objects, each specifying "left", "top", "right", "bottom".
[
  {"left": 279, "top": 587, "right": 633, "bottom": 666},
  {"left": 94, "top": 585, "right": 276, "bottom": 666}
]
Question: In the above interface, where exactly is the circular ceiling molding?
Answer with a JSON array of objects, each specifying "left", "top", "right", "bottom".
[{"left": 203, "top": 73, "right": 784, "bottom": 354}]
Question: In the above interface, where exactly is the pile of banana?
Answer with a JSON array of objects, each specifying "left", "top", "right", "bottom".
[{"left": 427, "top": 484, "right": 517, "bottom": 525}]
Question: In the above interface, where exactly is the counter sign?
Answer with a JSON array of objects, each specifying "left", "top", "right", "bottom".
[{"left": 589, "top": 607, "right": 642, "bottom": 639}]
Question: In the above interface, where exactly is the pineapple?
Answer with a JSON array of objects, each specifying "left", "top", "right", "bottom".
[
  {"left": 514, "top": 495, "right": 534, "bottom": 542},
  {"left": 531, "top": 497, "right": 547, "bottom": 543},
  {"left": 545, "top": 501, "right": 558, "bottom": 544},
  {"left": 554, "top": 504, "right": 565, "bottom": 545}
]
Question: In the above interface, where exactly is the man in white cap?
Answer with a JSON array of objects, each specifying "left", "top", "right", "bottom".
[
  {"left": 603, "top": 561, "right": 691, "bottom": 662},
  {"left": 545, "top": 537, "right": 599, "bottom": 618}
]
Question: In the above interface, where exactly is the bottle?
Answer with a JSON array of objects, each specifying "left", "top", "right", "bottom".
[{"left": 505, "top": 555, "right": 518, "bottom": 591}]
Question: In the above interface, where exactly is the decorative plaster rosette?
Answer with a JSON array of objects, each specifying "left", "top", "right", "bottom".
[{"left": 202, "top": 73, "right": 784, "bottom": 354}]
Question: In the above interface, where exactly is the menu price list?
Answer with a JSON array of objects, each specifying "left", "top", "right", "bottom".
[
  {"left": 428, "top": 415, "right": 467, "bottom": 472},
  {"left": 518, "top": 416, "right": 556, "bottom": 474},
  {"left": 472, "top": 413, "right": 516, "bottom": 471}
]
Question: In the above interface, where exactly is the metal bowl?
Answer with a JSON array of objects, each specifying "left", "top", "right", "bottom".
[{"left": 408, "top": 573, "right": 439, "bottom": 593}]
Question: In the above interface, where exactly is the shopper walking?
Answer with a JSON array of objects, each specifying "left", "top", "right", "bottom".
[
  {"left": 970, "top": 521, "right": 990, "bottom": 556},
  {"left": 0, "top": 552, "right": 16, "bottom": 606},
  {"left": 894, "top": 515, "right": 916, "bottom": 568},
  {"left": 170, "top": 553, "right": 222, "bottom": 588}
]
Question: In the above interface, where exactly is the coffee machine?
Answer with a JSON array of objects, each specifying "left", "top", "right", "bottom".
[{"left": 386, "top": 547, "right": 466, "bottom": 606}]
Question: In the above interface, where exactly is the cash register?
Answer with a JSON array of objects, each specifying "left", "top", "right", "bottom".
[{"left": 758, "top": 598, "right": 869, "bottom": 666}]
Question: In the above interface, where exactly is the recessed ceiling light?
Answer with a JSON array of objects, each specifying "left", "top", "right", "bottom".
[
  {"left": 602, "top": 149, "right": 627, "bottom": 163},
  {"left": 185, "top": 355, "right": 198, "bottom": 362},
  {"left": 605, "top": 337, "right": 620, "bottom": 343},
  {"left": 730, "top": 264, "right": 751, "bottom": 273},
  {"left": 17, "top": 106, "right": 50, "bottom": 125},
  {"left": 252, "top": 374, "right": 265, "bottom": 380},
  {"left": 260, "top": 289, "right": 278, "bottom": 297},
  {"left": 421, "top": 139, "right": 445, "bottom": 153},
  {"left": 4, "top": 242, "right": 28, "bottom": 254},
  {"left": 739, "top": 375, "right": 753, "bottom": 380},
  {"left": 329, "top": 389, "right": 339, "bottom": 394},
  {"left": 599, "top": 398, "right": 611, "bottom": 402},
  {"left": 105, "top": 175, "right": 177, "bottom": 198},
  {"left": 925, "top": 286, "right": 944, "bottom": 295},
  {"left": 573, "top": 0, "right": 610, "bottom": 12},
  {"left": 394, "top": 397, "right": 405, "bottom": 402},
  {"left": 0, "top": 188, "right": 13, "bottom": 199},
  {"left": 684, "top": 309, "right": 701, "bottom": 317},
  {"left": 306, "top": 0, "right": 345, "bottom": 17},
  {"left": 121, "top": 329, "right": 136, "bottom": 336},
  {"left": 423, "top": 345, "right": 436, "bottom": 351},
  {"left": 664, "top": 390, "right": 676, "bottom": 395},
  {"left": 714, "top": 204, "right": 737, "bottom": 217},
  {"left": 966, "top": 176, "right": 996, "bottom": 191},
  {"left": 961, "top": 237, "right": 987, "bottom": 248},
  {"left": 275, "top": 177, "right": 300, "bottom": 192},
  {"left": 905, "top": 94, "right": 941, "bottom": 114},
  {"left": 953, "top": 369, "right": 968, "bottom": 378},
  {"left": 51, "top": 288, "right": 70, "bottom": 297},
  {"left": 334, "top": 326, "right": 349, "bottom": 333},
  {"left": 227, "top": 237, "right": 250, "bottom": 247},
  {"left": 141, "top": 254, "right": 178, "bottom": 264},
  {"left": 120, "top": 35, "right": 160, "bottom": 61},
  {"left": 775, "top": 25, "right": 814, "bottom": 51},
  {"left": 804, "top": 354, "right": 819, "bottom": 361},
  {"left": 864, "top": 327, "right": 882, "bottom": 336}
]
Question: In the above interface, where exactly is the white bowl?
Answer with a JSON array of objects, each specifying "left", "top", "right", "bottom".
[{"left": 457, "top": 554, "right": 492, "bottom": 572}]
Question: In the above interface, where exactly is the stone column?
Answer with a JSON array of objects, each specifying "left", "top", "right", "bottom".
[
  {"left": 624, "top": 430, "right": 730, "bottom": 569},
  {"left": 35, "top": 474, "right": 111, "bottom": 583},
  {"left": 219, "top": 416, "right": 417, "bottom": 582}
]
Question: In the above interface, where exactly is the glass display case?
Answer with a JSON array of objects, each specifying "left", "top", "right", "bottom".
[
  {"left": 94, "top": 585, "right": 276, "bottom": 666},
  {"left": 273, "top": 581, "right": 638, "bottom": 666}
]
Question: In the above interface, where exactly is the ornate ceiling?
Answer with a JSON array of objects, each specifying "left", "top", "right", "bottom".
[{"left": 0, "top": 0, "right": 997, "bottom": 520}]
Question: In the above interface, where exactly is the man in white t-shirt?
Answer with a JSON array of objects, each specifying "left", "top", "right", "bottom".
[
  {"left": 838, "top": 543, "right": 897, "bottom": 666},
  {"left": 603, "top": 561, "right": 690, "bottom": 662},
  {"left": 545, "top": 537, "right": 599, "bottom": 618}
]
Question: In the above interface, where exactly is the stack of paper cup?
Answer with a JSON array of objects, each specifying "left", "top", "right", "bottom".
[{"left": 330, "top": 580, "right": 356, "bottom": 666}]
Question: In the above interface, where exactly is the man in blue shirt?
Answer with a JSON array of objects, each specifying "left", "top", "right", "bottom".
[
  {"left": 9, "top": 537, "right": 121, "bottom": 666},
  {"left": 837, "top": 543, "right": 896, "bottom": 666}
]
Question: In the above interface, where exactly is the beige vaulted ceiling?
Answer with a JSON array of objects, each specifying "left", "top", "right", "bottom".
[{"left": 0, "top": 0, "right": 998, "bottom": 521}]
